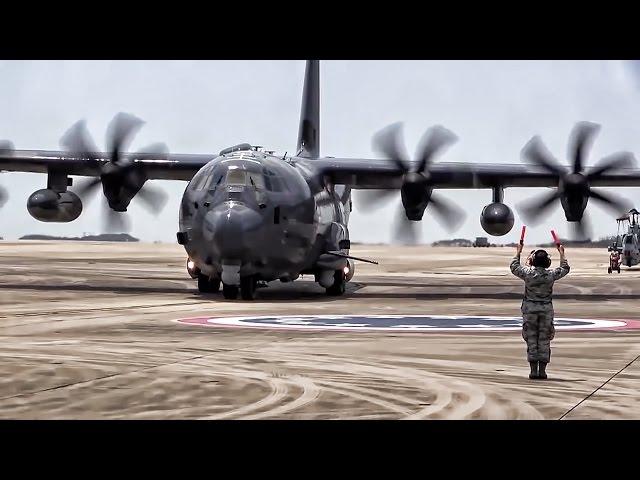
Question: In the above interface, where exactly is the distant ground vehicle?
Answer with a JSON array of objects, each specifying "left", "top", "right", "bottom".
[
  {"left": 608, "top": 209, "right": 640, "bottom": 270},
  {"left": 473, "top": 237, "right": 489, "bottom": 247},
  {"left": 608, "top": 250, "right": 621, "bottom": 274}
]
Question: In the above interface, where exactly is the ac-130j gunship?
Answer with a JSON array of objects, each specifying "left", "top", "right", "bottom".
[{"left": 1, "top": 60, "right": 639, "bottom": 299}]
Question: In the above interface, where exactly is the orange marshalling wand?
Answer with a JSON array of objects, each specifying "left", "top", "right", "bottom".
[
  {"left": 520, "top": 225, "right": 526, "bottom": 245},
  {"left": 551, "top": 230, "right": 561, "bottom": 246}
]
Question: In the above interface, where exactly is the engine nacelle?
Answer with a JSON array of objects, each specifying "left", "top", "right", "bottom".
[
  {"left": 27, "top": 189, "right": 82, "bottom": 223},
  {"left": 480, "top": 202, "right": 514, "bottom": 236},
  {"left": 344, "top": 258, "right": 355, "bottom": 283}
]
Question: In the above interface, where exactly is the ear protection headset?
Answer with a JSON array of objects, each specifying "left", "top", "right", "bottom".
[{"left": 531, "top": 249, "right": 551, "bottom": 268}]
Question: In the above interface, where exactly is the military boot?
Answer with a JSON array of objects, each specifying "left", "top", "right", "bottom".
[
  {"left": 538, "top": 362, "right": 548, "bottom": 380},
  {"left": 529, "top": 361, "right": 539, "bottom": 379}
]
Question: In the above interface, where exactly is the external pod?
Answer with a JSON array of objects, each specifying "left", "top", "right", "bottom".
[
  {"left": 27, "top": 189, "right": 83, "bottom": 223},
  {"left": 480, "top": 202, "right": 514, "bottom": 236}
]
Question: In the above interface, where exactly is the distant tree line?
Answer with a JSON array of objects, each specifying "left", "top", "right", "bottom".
[
  {"left": 432, "top": 235, "right": 619, "bottom": 248},
  {"left": 19, "top": 233, "right": 139, "bottom": 242}
]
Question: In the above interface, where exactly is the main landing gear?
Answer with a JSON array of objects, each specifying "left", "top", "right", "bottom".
[{"left": 326, "top": 269, "right": 346, "bottom": 296}]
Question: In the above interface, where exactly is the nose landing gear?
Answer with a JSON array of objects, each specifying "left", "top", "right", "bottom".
[
  {"left": 198, "top": 274, "right": 220, "bottom": 293},
  {"left": 222, "top": 284, "right": 239, "bottom": 299},
  {"left": 222, "top": 276, "right": 257, "bottom": 300},
  {"left": 240, "top": 276, "right": 257, "bottom": 300}
]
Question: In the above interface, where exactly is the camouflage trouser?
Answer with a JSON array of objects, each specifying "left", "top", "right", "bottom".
[{"left": 522, "top": 312, "right": 555, "bottom": 363}]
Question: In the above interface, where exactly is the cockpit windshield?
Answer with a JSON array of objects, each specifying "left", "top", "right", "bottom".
[
  {"left": 190, "top": 162, "right": 282, "bottom": 195},
  {"left": 225, "top": 168, "right": 266, "bottom": 190}
]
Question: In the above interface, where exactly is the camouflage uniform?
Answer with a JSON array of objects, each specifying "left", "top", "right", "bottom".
[{"left": 510, "top": 254, "right": 570, "bottom": 363}]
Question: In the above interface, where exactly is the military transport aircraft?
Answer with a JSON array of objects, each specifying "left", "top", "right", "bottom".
[{"left": 1, "top": 60, "right": 640, "bottom": 300}]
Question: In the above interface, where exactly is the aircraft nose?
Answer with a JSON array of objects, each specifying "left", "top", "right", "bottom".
[{"left": 204, "top": 202, "right": 264, "bottom": 259}]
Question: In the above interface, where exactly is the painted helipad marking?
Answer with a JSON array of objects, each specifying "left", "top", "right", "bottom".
[{"left": 176, "top": 315, "right": 640, "bottom": 332}]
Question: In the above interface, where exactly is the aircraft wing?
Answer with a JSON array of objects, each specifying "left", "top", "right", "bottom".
[
  {"left": 0, "top": 150, "right": 214, "bottom": 181},
  {"left": 310, "top": 158, "right": 640, "bottom": 189}
]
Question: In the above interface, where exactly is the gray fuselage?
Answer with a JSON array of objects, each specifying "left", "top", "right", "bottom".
[{"left": 179, "top": 149, "right": 351, "bottom": 284}]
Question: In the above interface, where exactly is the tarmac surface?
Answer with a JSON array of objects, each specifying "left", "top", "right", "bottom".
[{"left": 0, "top": 241, "right": 639, "bottom": 419}]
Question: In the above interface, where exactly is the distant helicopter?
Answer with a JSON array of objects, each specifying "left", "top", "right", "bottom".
[{"left": 608, "top": 208, "right": 640, "bottom": 271}]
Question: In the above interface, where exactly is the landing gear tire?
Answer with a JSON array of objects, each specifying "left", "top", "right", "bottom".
[
  {"left": 240, "top": 276, "right": 257, "bottom": 300},
  {"left": 198, "top": 274, "right": 220, "bottom": 293},
  {"left": 608, "top": 267, "right": 612, "bottom": 274},
  {"left": 223, "top": 284, "right": 239, "bottom": 300},
  {"left": 618, "top": 267, "right": 621, "bottom": 273},
  {"left": 326, "top": 269, "right": 346, "bottom": 296}
]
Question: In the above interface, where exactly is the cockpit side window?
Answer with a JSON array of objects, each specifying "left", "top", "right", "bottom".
[
  {"left": 263, "top": 168, "right": 286, "bottom": 192},
  {"left": 204, "top": 173, "right": 224, "bottom": 191},
  {"left": 189, "top": 167, "right": 213, "bottom": 191},
  {"left": 248, "top": 173, "right": 266, "bottom": 190}
]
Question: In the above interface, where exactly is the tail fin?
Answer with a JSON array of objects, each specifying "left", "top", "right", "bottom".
[{"left": 296, "top": 60, "right": 320, "bottom": 159}]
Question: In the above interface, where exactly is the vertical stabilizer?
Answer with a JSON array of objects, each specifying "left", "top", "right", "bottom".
[{"left": 296, "top": 60, "right": 320, "bottom": 159}]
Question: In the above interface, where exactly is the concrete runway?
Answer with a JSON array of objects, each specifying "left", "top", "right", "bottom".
[{"left": 0, "top": 241, "right": 638, "bottom": 419}]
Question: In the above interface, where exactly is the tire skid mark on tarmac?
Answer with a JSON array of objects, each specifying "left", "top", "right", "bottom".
[
  {"left": 206, "top": 349, "right": 544, "bottom": 419},
  {"left": 0, "top": 301, "right": 208, "bottom": 325},
  {"left": 0, "top": 337, "right": 298, "bottom": 407}
]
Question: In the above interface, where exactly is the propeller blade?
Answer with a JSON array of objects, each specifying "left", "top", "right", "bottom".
[
  {"left": 569, "top": 214, "right": 592, "bottom": 242},
  {"left": 521, "top": 136, "right": 567, "bottom": 176},
  {"left": 102, "top": 203, "right": 131, "bottom": 233},
  {"left": 569, "top": 121, "right": 600, "bottom": 174},
  {"left": 0, "top": 184, "right": 8, "bottom": 208},
  {"left": 517, "top": 190, "right": 561, "bottom": 224},
  {"left": 392, "top": 204, "right": 422, "bottom": 245},
  {"left": 587, "top": 152, "right": 636, "bottom": 180},
  {"left": 415, "top": 125, "right": 458, "bottom": 174},
  {"left": 338, "top": 185, "right": 351, "bottom": 205},
  {"left": 73, "top": 177, "right": 102, "bottom": 199},
  {"left": 355, "top": 189, "right": 398, "bottom": 212},
  {"left": 372, "top": 122, "right": 410, "bottom": 172},
  {"left": 135, "top": 184, "right": 169, "bottom": 215},
  {"left": 0, "top": 140, "right": 14, "bottom": 153},
  {"left": 428, "top": 192, "right": 466, "bottom": 232},
  {"left": 59, "top": 119, "right": 99, "bottom": 156},
  {"left": 588, "top": 189, "right": 633, "bottom": 217},
  {"left": 106, "top": 112, "right": 144, "bottom": 164},
  {"left": 136, "top": 142, "right": 170, "bottom": 157}
]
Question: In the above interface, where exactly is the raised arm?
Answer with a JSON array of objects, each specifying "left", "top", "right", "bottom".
[
  {"left": 552, "top": 244, "right": 570, "bottom": 280},
  {"left": 510, "top": 243, "right": 528, "bottom": 279}
]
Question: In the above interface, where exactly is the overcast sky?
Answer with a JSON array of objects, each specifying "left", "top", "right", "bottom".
[{"left": 1, "top": 60, "right": 640, "bottom": 245}]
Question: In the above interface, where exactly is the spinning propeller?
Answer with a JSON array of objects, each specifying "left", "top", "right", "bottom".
[
  {"left": 357, "top": 123, "right": 465, "bottom": 244},
  {"left": 517, "top": 121, "right": 635, "bottom": 241},
  {"left": 0, "top": 141, "right": 14, "bottom": 209},
  {"left": 61, "top": 113, "right": 169, "bottom": 232}
]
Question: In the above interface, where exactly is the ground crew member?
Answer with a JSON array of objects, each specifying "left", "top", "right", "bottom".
[{"left": 510, "top": 242, "right": 570, "bottom": 379}]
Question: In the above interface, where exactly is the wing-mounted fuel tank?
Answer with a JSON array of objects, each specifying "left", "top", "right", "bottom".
[
  {"left": 27, "top": 189, "right": 82, "bottom": 222},
  {"left": 480, "top": 202, "right": 514, "bottom": 236},
  {"left": 480, "top": 187, "right": 514, "bottom": 236}
]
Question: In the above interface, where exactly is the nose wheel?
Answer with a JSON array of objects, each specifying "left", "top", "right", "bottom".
[
  {"left": 198, "top": 274, "right": 220, "bottom": 293},
  {"left": 240, "top": 276, "right": 257, "bottom": 300},
  {"left": 222, "top": 284, "right": 239, "bottom": 299},
  {"left": 222, "top": 277, "right": 256, "bottom": 300}
]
